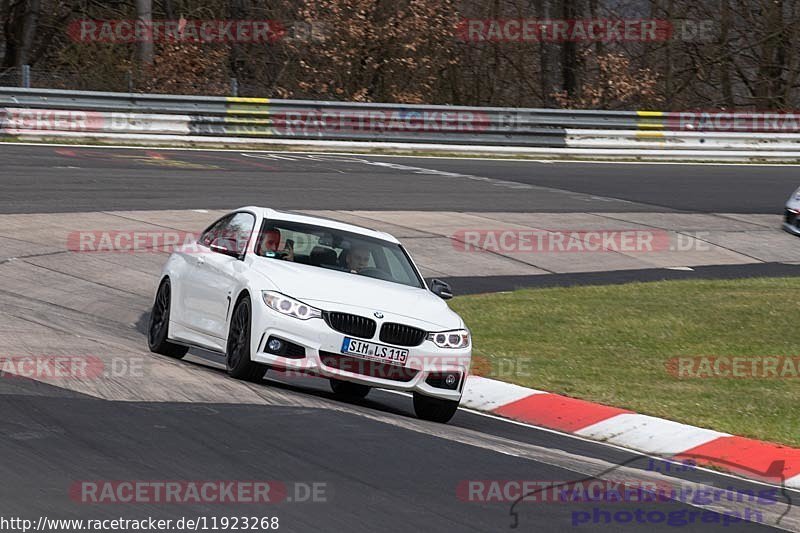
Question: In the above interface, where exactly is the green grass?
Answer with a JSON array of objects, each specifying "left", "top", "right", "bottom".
[{"left": 450, "top": 277, "right": 800, "bottom": 447}]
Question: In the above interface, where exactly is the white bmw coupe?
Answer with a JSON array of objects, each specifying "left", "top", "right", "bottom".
[{"left": 148, "top": 207, "right": 471, "bottom": 423}]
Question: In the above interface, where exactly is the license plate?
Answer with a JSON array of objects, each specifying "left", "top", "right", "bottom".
[{"left": 341, "top": 337, "right": 409, "bottom": 365}]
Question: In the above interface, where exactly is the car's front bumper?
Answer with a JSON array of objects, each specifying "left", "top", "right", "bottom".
[
  {"left": 249, "top": 306, "right": 470, "bottom": 401},
  {"left": 783, "top": 207, "right": 800, "bottom": 236}
]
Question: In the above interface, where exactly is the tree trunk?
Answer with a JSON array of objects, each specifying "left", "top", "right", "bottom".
[
  {"left": 1, "top": 0, "right": 16, "bottom": 69},
  {"left": 719, "top": 0, "right": 733, "bottom": 107},
  {"left": 17, "top": 0, "right": 39, "bottom": 67},
  {"left": 539, "top": 0, "right": 558, "bottom": 106},
  {"left": 136, "top": 0, "right": 154, "bottom": 65},
  {"left": 229, "top": 0, "right": 246, "bottom": 87},
  {"left": 755, "top": 0, "right": 785, "bottom": 109},
  {"left": 663, "top": 0, "right": 674, "bottom": 108},
  {"left": 162, "top": 0, "right": 175, "bottom": 20},
  {"left": 560, "top": 0, "right": 579, "bottom": 100},
  {"left": 2, "top": 0, "right": 41, "bottom": 69}
]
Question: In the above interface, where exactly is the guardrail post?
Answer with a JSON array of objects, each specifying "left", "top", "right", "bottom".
[
  {"left": 21, "top": 65, "right": 31, "bottom": 88},
  {"left": 230, "top": 77, "right": 239, "bottom": 97}
]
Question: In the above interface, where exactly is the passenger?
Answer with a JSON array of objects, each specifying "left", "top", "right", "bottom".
[
  {"left": 346, "top": 245, "right": 370, "bottom": 273},
  {"left": 258, "top": 229, "right": 294, "bottom": 261}
]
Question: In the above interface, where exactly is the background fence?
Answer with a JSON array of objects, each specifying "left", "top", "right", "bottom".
[{"left": 1, "top": 87, "right": 799, "bottom": 158}]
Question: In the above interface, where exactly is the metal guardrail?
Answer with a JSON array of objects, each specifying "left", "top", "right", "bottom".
[
  {"left": 0, "top": 87, "right": 646, "bottom": 148},
  {"left": 1, "top": 87, "right": 799, "bottom": 158}
]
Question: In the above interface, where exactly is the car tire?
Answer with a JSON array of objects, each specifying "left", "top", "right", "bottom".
[
  {"left": 225, "top": 295, "right": 267, "bottom": 382},
  {"left": 329, "top": 378, "right": 370, "bottom": 400},
  {"left": 148, "top": 279, "right": 189, "bottom": 359},
  {"left": 413, "top": 392, "right": 460, "bottom": 423}
]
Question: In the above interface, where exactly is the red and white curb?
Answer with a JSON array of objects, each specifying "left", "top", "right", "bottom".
[{"left": 461, "top": 375, "right": 800, "bottom": 490}]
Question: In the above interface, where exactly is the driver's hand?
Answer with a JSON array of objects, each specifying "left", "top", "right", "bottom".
[{"left": 282, "top": 243, "right": 294, "bottom": 261}]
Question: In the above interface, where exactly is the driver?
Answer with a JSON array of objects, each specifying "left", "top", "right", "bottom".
[
  {"left": 346, "top": 245, "right": 370, "bottom": 273},
  {"left": 258, "top": 229, "right": 294, "bottom": 261}
]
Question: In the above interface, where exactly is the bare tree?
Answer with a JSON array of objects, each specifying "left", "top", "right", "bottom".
[
  {"left": 2, "top": 0, "right": 41, "bottom": 68},
  {"left": 136, "top": 0, "right": 153, "bottom": 65},
  {"left": 560, "top": 0, "right": 580, "bottom": 100},
  {"left": 6, "top": 0, "right": 800, "bottom": 109}
]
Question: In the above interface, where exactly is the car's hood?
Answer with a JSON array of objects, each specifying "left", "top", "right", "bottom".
[{"left": 248, "top": 258, "right": 462, "bottom": 330}]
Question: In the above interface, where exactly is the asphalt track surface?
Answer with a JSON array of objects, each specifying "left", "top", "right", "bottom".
[
  {"left": 3, "top": 374, "right": 792, "bottom": 532},
  {"left": 0, "top": 144, "right": 797, "bottom": 213},
  {"left": 444, "top": 263, "right": 800, "bottom": 295},
  {"left": 1, "top": 143, "right": 798, "bottom": 532}
]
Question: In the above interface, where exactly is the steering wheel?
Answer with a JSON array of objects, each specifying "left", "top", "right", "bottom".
[{"left": 264, "top": 250, "right": 289, "bottom": 259}]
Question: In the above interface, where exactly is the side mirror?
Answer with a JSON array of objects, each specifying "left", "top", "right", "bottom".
[
  {"left": 209, "top": 239, "right": 242, "bottom": 259},
  {"left": 430, "top": 279, "right": 453, "bottom": 300}
]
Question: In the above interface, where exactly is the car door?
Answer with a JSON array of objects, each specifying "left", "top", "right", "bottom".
[
  {"left": 174, "top": 213, "right": 231, "bottom": 334},
  {"left": 182, "top": 212, "right": 256, "bottom": 340}
]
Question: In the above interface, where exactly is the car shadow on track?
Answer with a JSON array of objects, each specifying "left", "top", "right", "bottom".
[{"left": 135, "top": 311, "right": 415, "bottom": 420}]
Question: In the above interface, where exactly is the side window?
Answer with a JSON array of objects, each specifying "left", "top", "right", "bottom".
[
  {"left": 221, "top": 213, "right": 256, "bottom": 255},
  {"left": 200, "top": 215, "right": 232, "bottom": 247},
  {"left": 202, "top": 212, "right": 256, "bottom": 255}
]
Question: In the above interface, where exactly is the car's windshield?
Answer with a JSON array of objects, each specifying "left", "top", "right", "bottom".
[{"left": 255, "top": 219, "right": 423, "bottom": 289}]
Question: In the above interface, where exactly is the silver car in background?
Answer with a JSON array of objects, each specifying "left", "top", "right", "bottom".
[{"left": 784, "top": 187, "right": 800, "bottom": 235}]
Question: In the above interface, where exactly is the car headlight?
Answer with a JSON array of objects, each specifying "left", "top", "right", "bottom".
[
  {"left": 262, "top": 291, "right": 321, "bottom": 320},
  {"left": 427, "top": 329, "right": 470, "bottom": 349}
]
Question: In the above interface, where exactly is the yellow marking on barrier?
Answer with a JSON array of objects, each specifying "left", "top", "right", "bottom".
[
  {"left": 636, "top": 130, "right": 665, "bottom": 139},
  {"left": 225, "top": 97, "right": 273, "bottom": 134},
  {"left": 224, "top": 117, "right": 272, "bottom": 124},
  {"left": 225, "top": 110, "right": 272, "bottom": 116},
  {"left": 637, "top": 110, "right": 665, "bottom": 130},
  {"left": 226, "top": 97, "right": 270, "bottom": 104},
  {"left": 224, "top": 120, "right": 274, "bottom": 135}
]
